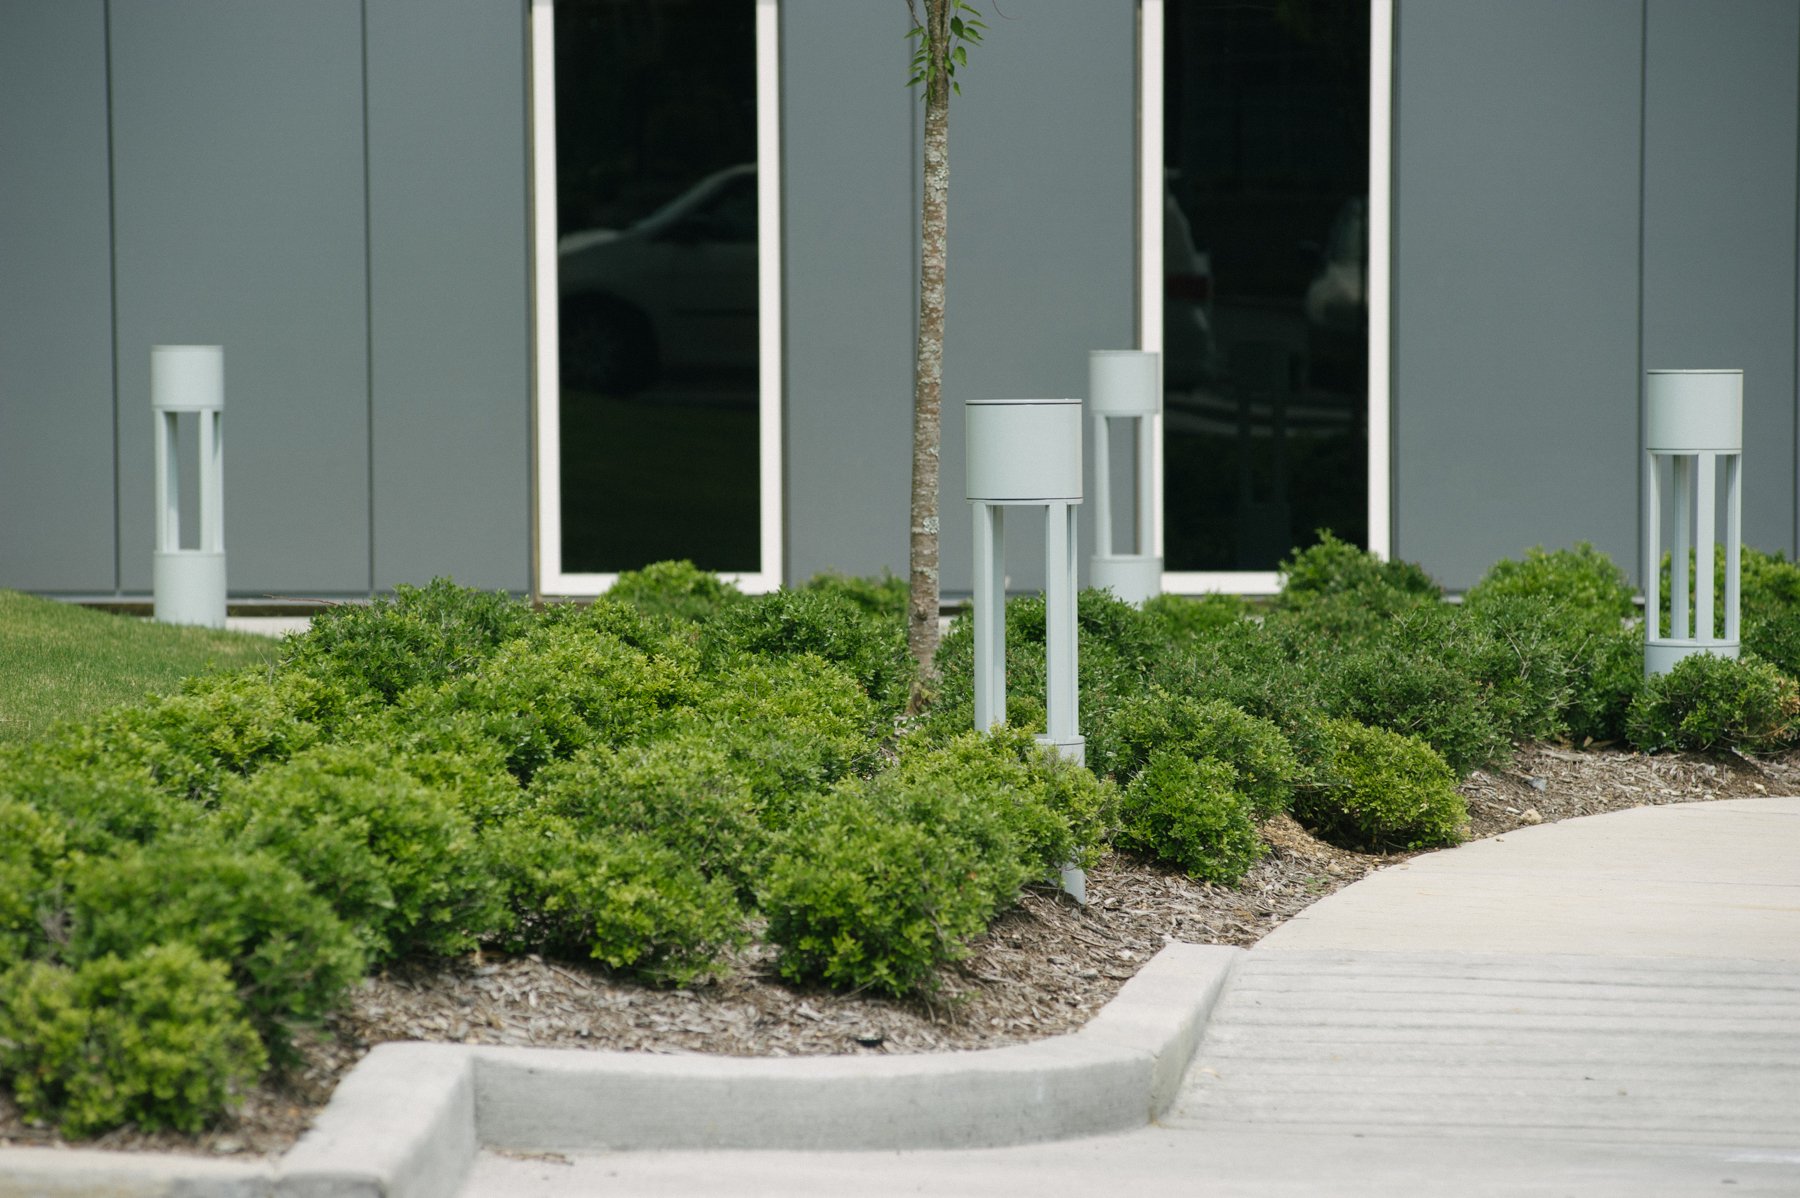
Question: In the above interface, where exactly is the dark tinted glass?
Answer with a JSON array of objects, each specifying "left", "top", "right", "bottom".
[
  {"left": 555, "top": 0, "right": 759, "bottom": 573},
  {"left": 1163, "top": 0, "right": 1369, "bottom": 571}
]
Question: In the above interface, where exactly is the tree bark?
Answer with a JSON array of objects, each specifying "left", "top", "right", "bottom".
[{"left": 907, "top": 0, "right": 952, "bottom": 712}]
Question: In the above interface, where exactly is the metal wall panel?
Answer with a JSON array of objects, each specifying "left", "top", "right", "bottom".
[
  {"left": 1642, "top": 0, "right": 1798, "bottom": 559},
  {"left": 1393, "top": 0, "right": 1645, "bottom": 591},
  {"left": 0, "top": 1, "right": 117, "bottom": 592},
  {"left": 109, "top": 0, "right": 371, "bottom": 596},
  {"left": 366, "top": 0, "right": 532, "bottom": 592},
  {"left": 780, "top": 1, "right": 917, "bottom": 585}
]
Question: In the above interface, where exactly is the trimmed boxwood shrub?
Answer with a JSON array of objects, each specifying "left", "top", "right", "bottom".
[
  {"left": 401, "top": 620, "right": 701, "bottom": 783},
  {"left": 1139, "top": 592, "right": 1249, "bottom": 647},
  {"left": 0, "top": 798, "right": 64, "bottom": 966},
  {"left": 605, "top": 560, "right": 749, "bottom": 626},
  {"left": 1626, "top": 651, "right": 1799, "bottom": 753},
  {"left": 801, "top": 570, "right": 908, "bottom": 621},
  {"left": 1275, "top": 531, "right": 1440, "bottom": 611},
  {"left": 1117, "top": 751, "right": 1261, "bottom": 884},
  {"left": 214, "top": 744, "right": 510, "bottom": 962},
  {"left": 527, "top": 736, "right": 765, "bottom": 899},
  {"left": 711, "top": 586, "right": 913, "bottom": 717},
  {"left": 1295, "top": 718, "right": 1466, "bottom": 852},
  {"left": 279, "top": 578, "right": 532, "bottom": 703},
  {"left": 69, "top": 671, "right": 377, "bottom": 807},
  {"left": 0, "top": 744, "right": 194, "bottom": 856},
  {"left": 1464, "top": 543, "right": 1635, "bottom": 629},
  {"left": 1566, "top": 623, "right": 1647, "bottom": 745},
  {"left": 0, "top": 944, "right": 265, "bottom": 1138},
  {"left": 675, "top": 652, "right": 880, "bottom": 820},
  {"left": 893, "top": 726, "right": 1116, "bottom": 874},
  {"left": 763, "top": 773, "right": 1034, "bottom": 997},
  {"left": 67, "top": 839, "right": 364, "bottom": 1056},
  {"left": 495, "top": 815, "right": 745, "bottom": 985},
  {"left": 1089, "top": 688, "right": 1299, "bottom": 817}
]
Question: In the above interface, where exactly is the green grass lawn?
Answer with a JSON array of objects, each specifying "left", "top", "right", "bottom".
[{"left": 0, "top": 591, "right": 278, "bottom": 746}]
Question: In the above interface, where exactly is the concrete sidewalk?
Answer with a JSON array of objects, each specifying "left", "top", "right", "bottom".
[{"left": 463, "top": 798, "right": 1800, "bottom": 1197}]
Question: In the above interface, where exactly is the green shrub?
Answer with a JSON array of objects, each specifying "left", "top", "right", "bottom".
[
  {"left": 1626, "top": 652, "right": 1799, "bottom": 753},
  {"left": 215, "top": 744, "right": 509, "bottom": 962},
  {"left": 280, "top": 578, "right": 532, "bottom": 703},
  {"left": 1440, "top": 595, "right": 1580, "bottom": 745},
  {"left": 1139, "top": 592, "right": 1249, "bottom": 646},
  {"left": 0, "top": 798, "right": 64, "bottom": 966},
  {"left": 1566, "top": 624, "right": 1647, "bottom": 744},
  {"left": 402, "top": 621, "right": 701, "bottom": 783},
  {"left": 68, "top": 671, "right": 377, "bottom": 806},
  {"left": 67, "top": 840, "right": 364, "bottom": 1055},
  {"left": 1089, "top": 688, "right": 1299, "bottom": 817},
  {"left": 1295, "top": 718, "right": 1466, "bottom": 852},
  {"left": 801, "top": 571, "right": 908, "bottom": 621},
  {"left": 1148, "top": 620, "right": 1332, "bottom": 771},
  {"left": 675, "top": 653, "right": 879, "bottom": 819},
  {"left": 0, "top": 744, "right": 194, "bottom": 856},
  {"left": 1464, "top": 543, "right": 1635, "bottom": 630},
  {"left": 763, "top": 774, "right": 1033, "bottom": 997},
  {"left": 527, "top": 736, "right": 764, "bottom": 898},
  {"left": 605, "top": 560, "right": 748, "bottom": 626},
  {"left": 0, "top": 944, "right": 265, "bottom": 1138},
  {"left": 495, "top": 815, "right": 744, "bottom": 985},
  {"left": 712, "top": 587, "right": 913, "bottom": 716},
  {"left": 1275, "top": 531, "right": 1440, "bottom": 610},
  {"left": 893, "top": 726, "right": 1115, "bottom": 873},
  {"left": 1117, "top": 751, "right": 1261, "bottom": 884},
  {"left": 1307, "top": 617, "right": 1510, "bottom": 776}
]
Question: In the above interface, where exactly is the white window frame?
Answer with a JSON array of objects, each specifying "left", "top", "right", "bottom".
[
  {"left": 1141, "top": 0, "right": 1393, "bottom": 595},
  {"left": 530, "top": 0, "right": 784, "bottom": 599}
]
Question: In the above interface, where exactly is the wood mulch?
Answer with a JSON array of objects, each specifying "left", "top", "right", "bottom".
[{"left": 5, "top": 742, "right": 1797, "bottom": 1160}]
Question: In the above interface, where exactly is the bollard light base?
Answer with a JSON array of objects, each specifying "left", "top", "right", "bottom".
[
  {"left": 153, "top": 550, "right": 227, "bottom": 629},
  {"left": 1644, "top": 638, "right": 1739, "bottom": 678},
  {"left": 1090, "top": 555, "right": 1162, "bottom": 607}
]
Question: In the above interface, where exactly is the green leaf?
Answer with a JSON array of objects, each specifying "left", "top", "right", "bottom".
[
  {"left": 951, "top": 16, "right": 964, "bottom": 36},
  {"left": 953, "top": 45, "right": 967, "bottom": 67},
  {"left": 952, "top": 79, "right": 961, "bottom": 95}
]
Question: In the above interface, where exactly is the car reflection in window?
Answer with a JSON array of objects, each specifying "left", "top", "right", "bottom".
[{"left": 558, "top": 163, "right": 758, "bottom": 399}]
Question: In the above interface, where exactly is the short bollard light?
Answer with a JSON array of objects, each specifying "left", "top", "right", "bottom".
[
  {"left": 966, "top": 396, "right": 1087, "bottom": 902},
  {"left": 1087, "top": 350, "right": 1161, "bottom": 605},
  {"left": 151, "top": 345, "right": 227, "bottom": 629},
  {"left": 1643, "top": 369, "right": 1742, "bottom": 676}
]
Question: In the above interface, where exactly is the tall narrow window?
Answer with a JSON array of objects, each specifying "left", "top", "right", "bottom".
[
  {"left": 1160, "top": 0, "right": 1371, "bottom": 577},
  {"left": 535, "top": 0, "right": 780, "bottom": 592}
]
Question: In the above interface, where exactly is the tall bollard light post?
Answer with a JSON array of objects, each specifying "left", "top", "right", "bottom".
[
  {"left": 1643, "top": 369, "right": 1743, "bottom": 676},
  {"left": 966, "top": 397, "right": 1087, "bottom": 901},
  {"left": 1088, "top": 350, "right": 1162, "bottom": 605},
  {"left": 151, "top": 346, "right": 227, "bottom": 628}
]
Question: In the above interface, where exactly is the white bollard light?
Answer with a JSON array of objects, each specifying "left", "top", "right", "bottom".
[
  {"left": 1087, "top": 350, "right": 1162, "bottom": 605},
  {"left": 967, "top": 397, "right": 1087, "bottom": 902},
  {"left": 1643, "top": 369, "right": 1741, "bottom": 677},
  {"left": 151, "top": 346, "right": 227, "bottom": 628}
]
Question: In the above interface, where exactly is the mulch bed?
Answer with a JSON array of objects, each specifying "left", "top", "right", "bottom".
[{"left": 6, "top": 742, "right": 1797, "bottom": 1160}]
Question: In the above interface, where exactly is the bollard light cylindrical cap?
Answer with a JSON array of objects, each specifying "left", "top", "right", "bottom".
[
  {"left": 1088, "top": 350, "right": 1160, "bottom": 417},
  {"left": 966, "top": 398, "right": 1083, "bottom": 502},
  {"left": 151, "top": 345, "right": 224, "bottom": 412},
  {"left": 1645, "top": 369, "right": 1739, "bottom": 452}
]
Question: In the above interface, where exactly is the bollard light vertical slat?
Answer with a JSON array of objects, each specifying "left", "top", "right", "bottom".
[
  {"left": 151, "top": 345, "right": 227, "bottom": 628},
  {"left": 1643, "top": 369, "right": 1741, "bottom": 677},
  {"left": 966, "top": 396, "right": 1087, "bottom": 902},
  {"left": 1087, "top": 350, "right": 1161, "bottom": 605}
]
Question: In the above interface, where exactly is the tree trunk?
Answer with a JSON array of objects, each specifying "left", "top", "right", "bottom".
[{"left": 907, "top": 0, "right": 952, "bottom": 712}]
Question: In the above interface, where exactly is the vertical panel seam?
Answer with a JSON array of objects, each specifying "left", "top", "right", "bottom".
[
  {"left": 522, "top": 0, "right": 538, "bottom": 598},
  {"left": 361, "top": 0, "right": 376, "bottom": 594},
  {"left": 104, "top": 0, "right": 121, "bottom": 595},
  {"left": 1636, "top": 0, "right": 1648, "bottom": 589}
]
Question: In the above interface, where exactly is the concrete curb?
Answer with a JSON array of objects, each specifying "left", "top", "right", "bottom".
[{"left": 0, "top": 942, "right": 1239, "bottom": 1196}]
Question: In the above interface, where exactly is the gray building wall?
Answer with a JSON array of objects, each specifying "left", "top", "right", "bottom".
[
  {"left": 1393, "top": 0, "right": 1800, "bottom": 591},
  {"left": 0, "top": 1, "right": 116, "bottom": 592},
  {"left": 0, "top": 0, "right": 529, "bottom": 599},
  {"left": 4, "top": 1, "right": 1797, "bottom": 601}
]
